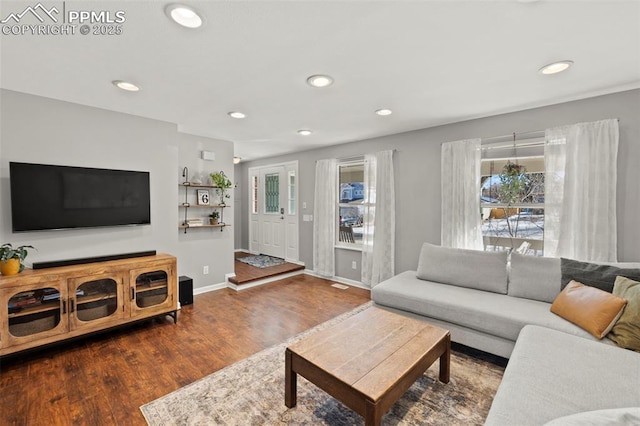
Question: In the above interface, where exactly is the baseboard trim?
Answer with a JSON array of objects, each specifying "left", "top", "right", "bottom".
[
  {"left": 193, "top": 282, "right": 227, "bottom": 295},
  {"left": 303, "top": 270, "right": 370, "bottom": 291}
]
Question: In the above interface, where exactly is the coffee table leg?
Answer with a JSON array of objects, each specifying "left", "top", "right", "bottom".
[
  {"left": 439, "top": 334, "right": 451, "bottom": 384},
  {"left": 365, "top": 400, "right": 382, "bottom": 426},
  {"left": 285, "top": 349, "right": 297, "bottom": 408}
]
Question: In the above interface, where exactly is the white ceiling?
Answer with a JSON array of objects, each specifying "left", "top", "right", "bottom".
[{"left": 1, "top": 1, "right": 639, "bottom": 161}]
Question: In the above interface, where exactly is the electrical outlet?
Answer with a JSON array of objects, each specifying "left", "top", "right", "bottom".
[
  {"left": 303, "top": 202, "right": 307, "bottom": 209},
  {"left": 203, "top": 265, "right": 209, "bottom": 274},
  {"left": 352, "top": 260, "right": 357, "bottom": 270}
]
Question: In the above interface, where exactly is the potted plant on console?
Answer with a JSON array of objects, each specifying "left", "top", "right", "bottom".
[
  {"left": 210, "top": 171, "right": 233, "bottom": 206},
  {"left": 0, "top": 243, "right": 35, "bottom": 275}
]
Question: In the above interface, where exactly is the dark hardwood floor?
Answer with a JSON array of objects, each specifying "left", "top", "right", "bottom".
[
  {"left": 0, "top": 274, "right": 370, "bottom": 426},
  {"left": 229, "top": 251, "right": 305, "bottom": 285}
]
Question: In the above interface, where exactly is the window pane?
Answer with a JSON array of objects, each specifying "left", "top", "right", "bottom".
[
  {"left": 251, "top": 175, "right": 258, "bottom": 214},
  {"left": 264, "top": 173, "right": 279, "bottom": 213},
  {"left": 339, "top": 205, "right": 364, "bottom": 243},
  {"left": 481, "top": 172, "right": 545, "bottom": 205},
  {"left": 288, "top": 171, "right": 296, "bottom": 215}
]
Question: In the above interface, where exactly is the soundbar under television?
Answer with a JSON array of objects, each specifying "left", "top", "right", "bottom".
[{"left": 10, "top": 162, "right": 151, "bottom": 232}]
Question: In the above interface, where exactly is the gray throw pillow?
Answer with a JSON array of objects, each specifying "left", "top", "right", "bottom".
[
  {"left": 508, "top": 253, "right": 561, "bottom": 303},
  {"left": 416, "top": 243, "right": 508, "bottom": 294},
  {"left": 561, "top": 258, "right": 640, "bottom": 293}
]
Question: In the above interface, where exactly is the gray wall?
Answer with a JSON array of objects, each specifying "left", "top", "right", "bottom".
[
  {"left": 0, "top": 90, "right": 234, "bottom": 290},
  {"left": 236, "top": 89, "right": 640, "bottom": 280}
]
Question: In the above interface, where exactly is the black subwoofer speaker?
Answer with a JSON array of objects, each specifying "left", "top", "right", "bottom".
[{"left": 179, "top": 275, "right": 194, "bottom": 306}]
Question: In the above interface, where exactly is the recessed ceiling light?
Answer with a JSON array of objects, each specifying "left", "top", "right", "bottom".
[
  {"left": 539, "top": 60, "right": 574, "bottom": 75},
  {"left": 165, "top": 3, "right": 203, "bottom": 28},
  {"left": 297, "top": 129, "right": 312, "bottom": 136},
  {"left": 228, "top": 111, "right": 246, "bottom": 119},
  {"left": 306, "top": 75, "right": 334, "bottom": 88},
  {"left": 233, "top": 157, "right": 242, "bottom": 164},
  {"left": 375, "top": 108, "right": 393, "bottom": 116},
  {"left": 112, "top": 80, "right": 140, "bottom": 92}
]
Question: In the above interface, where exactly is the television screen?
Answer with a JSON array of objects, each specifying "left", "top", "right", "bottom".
[{"left": 10, "top": 162, "right": 151, "bottom": 232}]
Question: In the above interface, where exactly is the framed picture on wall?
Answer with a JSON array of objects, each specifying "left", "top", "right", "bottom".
[{"left": 196, "top": 189, "right": 210, "bottom": 206}]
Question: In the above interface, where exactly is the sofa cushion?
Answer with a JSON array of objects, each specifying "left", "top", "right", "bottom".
[
  {"left": 543, "top": 408, "right": 640, "bottom": 426},
  {"left": 416, "top": 243, "right": 508, "bottom": 294},
  {"left": 561, "top": 258, "right": 640, "bottom": 293},
  {"left": 608, "top": 276, "right": 640, "bottom": 351},
  {"left": 508, "top": 253, "right": 561, "bottom": 303},
  {"left": 485, "top": 325, "right": 640, "bottom": 426},
  {"left": 551, "top": 280, "right": 627, "bottom": 339},
  {"left": 372, "top": 271, "right": 605, "bottom": 343}
]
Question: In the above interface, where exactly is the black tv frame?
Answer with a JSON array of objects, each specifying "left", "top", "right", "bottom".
[{"left": 9, "top": 162, "right": 151, "bottom": 232}]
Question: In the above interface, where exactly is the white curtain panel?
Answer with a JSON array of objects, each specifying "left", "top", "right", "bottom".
[
  {"left": 544, "top": 119, "right": 619, "bottom": 262},
  {"left": 441, "top": 139, "right": 483, "bottom": 250},
  {"left": 313, "top": 158, "right": 337, "bottom": 277},
  {"left": 544, "top": 127, "right": 568, "bottom": 258},
  {"left": 361, "top": 150, "right": 395, "bottom": 288}
]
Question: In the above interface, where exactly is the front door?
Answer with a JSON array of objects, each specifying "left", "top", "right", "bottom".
[
  {"left": 259, "top": 166, "right": 286, "bottom": 258},
  {"left": 249, "top": 162, "right": 299, "bottom": 261}
]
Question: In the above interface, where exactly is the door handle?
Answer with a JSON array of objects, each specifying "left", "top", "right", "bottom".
[
  {"left": 62, "top": 300, "right": 67, "bottom": 314},
  {"left": 70, "top": 299, "right": 75, "bottom": 313}
]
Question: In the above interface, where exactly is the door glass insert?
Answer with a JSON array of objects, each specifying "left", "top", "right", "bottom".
[
  {"left": 136, "top": 270, "right": 168, "bottom": 308},
  {"left": 8, "top": 288, "right": 61, "bottom": 337},
  {"left": 76, "top": 279, "right": 118, "bottom": 322},
  {"left": 264, "top": 173, "right": 280, "bottom": 213}
]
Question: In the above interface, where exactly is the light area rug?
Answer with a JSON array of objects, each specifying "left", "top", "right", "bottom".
[
  {"left": 237, "top": 255, "right": 286, "bottom": 268},
  {"left": 140, "top": 302, "right": 505, "bottom": 425}
]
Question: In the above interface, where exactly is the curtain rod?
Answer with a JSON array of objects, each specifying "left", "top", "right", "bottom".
[
  {"left": 316, "top": 149, "right": 397, "bottom": 163},
  {"left": 480, "top": 118, "right": 620, "bottom": 145}
]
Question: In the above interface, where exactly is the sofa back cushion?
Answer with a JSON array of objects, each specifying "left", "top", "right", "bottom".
[
  {"left": 508, "top": 253, "right": 561, "bottom": 303},
  {"left": 416, "top": 243, "right": 508, "bottom": 294},
  {"left": 561, "top": 258, "right": 640, "bottom": 293}
]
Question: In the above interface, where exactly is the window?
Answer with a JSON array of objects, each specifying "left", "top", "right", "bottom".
[
  {"left": 288, "top": 170, "right": 296, "bottom": 215},
  {"left": 251, "top": 175, "right": 258, "bottom": 214},
  {"left": 480, "top": 144, "right": 545, "bottom": 256},
  {"left": 337, "top": 161, "right": 364, "bottom": 247}
]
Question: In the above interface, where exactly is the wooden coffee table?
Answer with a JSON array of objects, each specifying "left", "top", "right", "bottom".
[{"left": 285, "top": 306, "right": 450, "bottom": 425}]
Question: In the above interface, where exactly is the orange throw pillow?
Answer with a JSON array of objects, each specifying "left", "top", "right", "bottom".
[{"left": 551, "top": 280, "right": 627, "bottom": 339}]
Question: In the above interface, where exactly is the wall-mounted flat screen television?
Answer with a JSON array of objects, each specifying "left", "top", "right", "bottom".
[{"left": 10, "top": 162, "right": 151, "bottom": 232}]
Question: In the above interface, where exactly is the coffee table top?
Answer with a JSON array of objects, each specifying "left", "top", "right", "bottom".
[{"left": 287, "top": 306, "right": 449, "bottom": 402}]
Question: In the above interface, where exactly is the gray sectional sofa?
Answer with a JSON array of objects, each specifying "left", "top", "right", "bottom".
[{"left": 371, "top": 243, "right": 640, "bottom": 425}]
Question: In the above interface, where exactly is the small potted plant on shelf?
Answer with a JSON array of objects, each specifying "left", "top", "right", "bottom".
[
  {"left": 209, "top": 171, "right": 233, "bottom": 206},
  {"left": 209, "top": 211, "right": 220, "bottom": 225},
  {"left": 0, "top": 243, "right": 35, "bottom": 275}
]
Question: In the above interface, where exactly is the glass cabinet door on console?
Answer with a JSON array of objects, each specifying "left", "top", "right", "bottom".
[
  {"left": 129, "top": 265, "right": 175, "bottom": 318},
  {"left": 0, "top": 280, "right": 68, "bottom": 349},
  {"left": 67, "top": 274, "right": 125, "bottom": 331}
]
